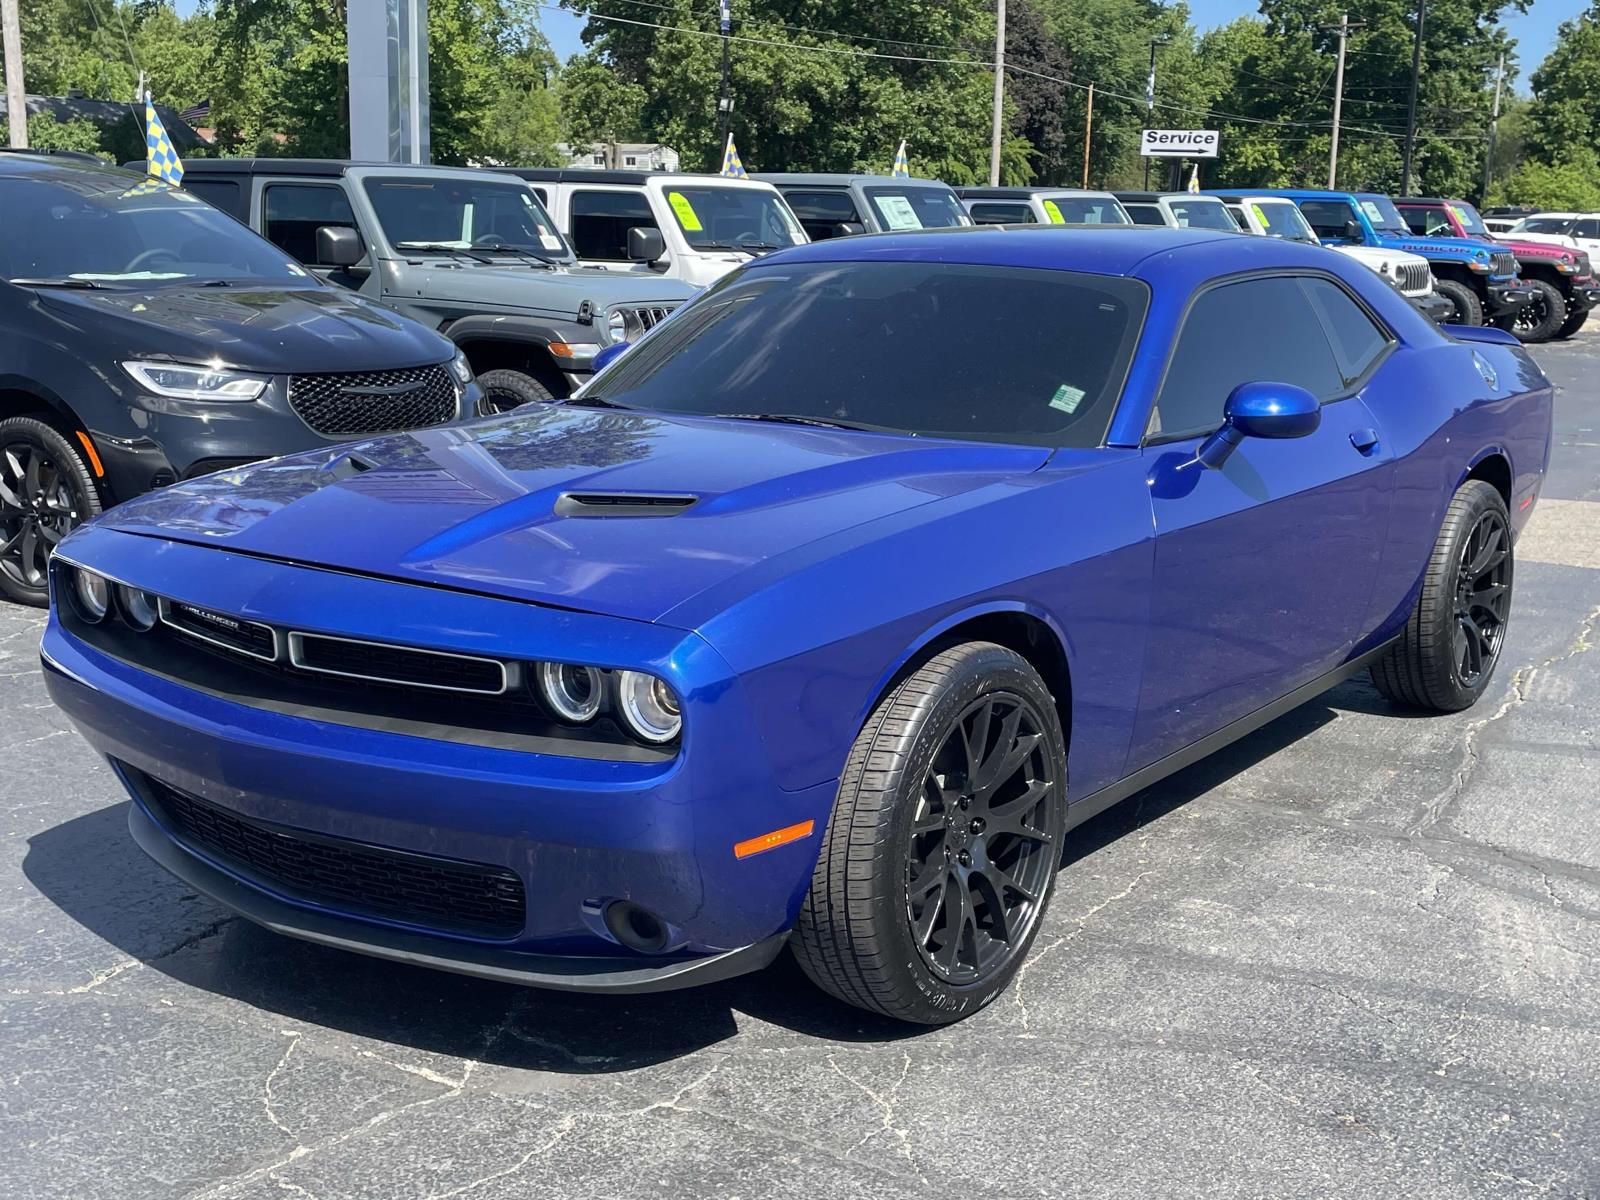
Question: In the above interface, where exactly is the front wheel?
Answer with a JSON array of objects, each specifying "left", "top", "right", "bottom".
[
  {"left": 792, "top": 642, "right": 1068, "bottom": 1024},
  {"left": 1434, "top": 279, "right": 1484, "bottom": 327},
  {"left": 1370, "top": 480, "right": 1512, "bottom": 712},
  {"left": 1494, "top": 277, "right": 1565, "bottom": 343},
  {"left": 476, "top": 368, "right": 556, "bottom": 414},
  {"left": 0, "top": 416, "right": 103, "bottom": 608},
  {"left": 1556, "top": 307, "right": 1589, "bottom": 340}
]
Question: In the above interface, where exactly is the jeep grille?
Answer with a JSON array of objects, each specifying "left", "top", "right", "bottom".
[
  {"left": 1397, "top": 261, "right": 1431, "bottom": 296},
  {"left": 1489, "top": 250, "right": 1518, "bottom": 277},
  {"left": 613, "top": 304, "right": 678, "bottom": 342}
]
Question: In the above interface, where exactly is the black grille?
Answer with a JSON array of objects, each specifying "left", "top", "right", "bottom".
[
  {"left": 1490, "top": 250, "right": 1518, "bottom": 277},
  {"left": 163, "top": 601, "right": 278, "bottom": 660},
  {"left": 1397, "top": 262, "right": 1431, "bottom": 295},
  {"left": 140, "top": 772, "right": 527, "bottom": 937},
  {"left": 287, "top": 364, "right": 457, "bottom": 437},
  {"left": 291, "top": 632, "right": 508, "bottom": 693},
  {"left": 614, "top": 304, "right": 677, "bottom": 340}
]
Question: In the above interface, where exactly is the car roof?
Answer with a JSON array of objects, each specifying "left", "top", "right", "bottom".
[
  {"left": 954, "top": 187, "right": 1117, "bottom": 200},
  {"left": 482, "top": 167, "right": 769, "bottom": 187},
  {"left": 1207, "top": 193, "right": 1297, "bottom": 204},
  {"left": 752, "top": 173, "right": 951, "bottom": 189},
  {"left": 0, "top": 153, "right": 140, "bottom": 183},
  {"left": 179, "top": 159, "right": 524, "bottom": 182},
  {"left": 1395, "top": 197, "right": 1456, "bottom": 205}
]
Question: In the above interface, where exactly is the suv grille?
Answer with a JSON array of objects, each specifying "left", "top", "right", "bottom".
[
  {"left": 1489, "top": 250, "right": 1518, "bottom": 277},
  {"left": 1397, "top": 261, "right": 1431, "bottom": 295},
  {"left": 288, "top": 364, "right": 457, "bottom": 437},
  {"left": 613, "top": 304, "right": 677, "bottom": 341},
  {"left": 138, "top": 770, "right": 527, "bottom": 937}
]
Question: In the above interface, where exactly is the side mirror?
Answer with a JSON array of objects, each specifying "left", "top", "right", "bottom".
[
  {"left": 1342, "top": 218, "right": 1364, "bottom": 242},
  {"left": 592, "top": 342, "right": 631, "bottom": 374},
  {"left": 1196, "top": 382, "right": 1321, "bottom": 469},
  {"left": 830, "top": 221, "right": 867, "bottom": 238},
  {"left": 626, "top": 226, "right": 666, "bottom": 262},
  {"left": 316, "top": 225, "right": 366, "bottom": 268}
]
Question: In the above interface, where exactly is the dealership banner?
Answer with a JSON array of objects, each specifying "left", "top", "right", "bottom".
[{"left": 1140, "top": 129, "right": 1220, "bottom": 158}]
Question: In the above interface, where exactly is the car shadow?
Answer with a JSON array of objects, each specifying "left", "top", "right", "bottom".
[{"left": 22, "top": 674, "right": 1395, "bottom": 1072}]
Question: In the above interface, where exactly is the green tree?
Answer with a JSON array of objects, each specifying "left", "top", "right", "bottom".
[
  {"left": 1524, "top": 3, "right": 1600, "bottom": 166},
  {"left": 1498, "top": 151, "right": 1600, "bottom": 210},
  {"left": 26, "top": 112, "right": 106, "bottom": 153}
]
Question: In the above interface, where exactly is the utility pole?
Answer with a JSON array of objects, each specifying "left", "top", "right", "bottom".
[
  {"left": 1400, "top": 0, "right": 1426, "bottom": 194},
  {"left": 1327, "top": 14, "right": 1354, "bottom": 188},
  {"left": 2, "top": 0, "right": 27, "bottom": 149},
  {"left": 988, "top": 0, "right": 1005, "bottom": 186},
  {"left": 715, "top": 0, "right": 732, "bottom": 170},
  {"left": 1081, "top": 82, "right": 1094, "bottom": 188},
  {"left": 1482, "top": 52, "right": 1505, "bottom": 202},
  {"left": 1142, "top": 38, "right": 1162, "bottom": 189}
]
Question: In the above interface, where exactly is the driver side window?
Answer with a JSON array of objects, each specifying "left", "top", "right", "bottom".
[
  {"left": 1298, "top": 200, "right": 1358, "bottom": 240},
  {"left": 1149, "top": 276, "right": 1344, "bottom": 442},
  {"left": 263, "top": 183, "right": 357, "bottom": 268}
]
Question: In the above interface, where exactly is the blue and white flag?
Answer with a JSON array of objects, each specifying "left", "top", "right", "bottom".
[
  {"left": 719, "top": 0, "right": 730, "bottom": 35},
  {"left": 1187, "top": 164, "right": 1200, "bottom": 193},
  {"left": 145, "top": 95, "right": 184, "bottom": 185},
  {"left": 720, "top": 132, "right": 747, "bottom": 177},
  {"left": 891, "top": 139, "right": 909, "bottom": 178}
]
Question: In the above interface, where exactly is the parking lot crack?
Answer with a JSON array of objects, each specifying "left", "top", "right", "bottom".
[{"left": 828, "top": 1051, "right": 926, "bottom": 1186}]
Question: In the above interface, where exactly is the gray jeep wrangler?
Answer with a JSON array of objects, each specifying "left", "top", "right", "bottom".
[{"left": 180, "top": 160, "right": 694, "bottom": 411}]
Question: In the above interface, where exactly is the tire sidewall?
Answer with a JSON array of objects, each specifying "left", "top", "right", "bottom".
[
  {"left": 1423, "top": 482, "right": 1513, "bottom": 708},
  {"left": 1509, "top": 279, "right": 1566, "bottom": 343},
  {"left": 869, "top": 647, "right": 1069, "bottom": 1023},
  {"left": 0, "top": 416, "right": 102, "bottom": 608},
  {"left": 476, "top": 369, "right": 556, "bottom": 414},
  {"left": 1435, "top": 279, "right": 1484, "bottom": 327}
]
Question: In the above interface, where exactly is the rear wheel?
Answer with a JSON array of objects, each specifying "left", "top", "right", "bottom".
[
  {"left": 0, "top": 417, "right": 102, "bottom": 608},
  {"left": 792, "top": 642, "right": 1068, "bottom": 1024},
  {"left": 1494, "top": 277, "right": 1565, "bottom": 343},
  {"left": 1371, "top": 480, "right": 1512, "bottom": 712},
  {"left": 1556, "top": 307, "right": 1589, "bottom": 340},
  {"left": 1434, "top": 279, "right": 1483, "bottom": 326},
  {"left": 476, "top": 368, "right": 556, "bottom": 414}
]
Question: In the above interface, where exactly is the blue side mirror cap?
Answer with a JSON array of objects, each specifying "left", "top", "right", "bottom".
[
  {"left": 592, "top": 342, "right": 631, "bottom": 375},
  {"left": 1197, "top": 381, "right": 1321, "bottom": 469}
]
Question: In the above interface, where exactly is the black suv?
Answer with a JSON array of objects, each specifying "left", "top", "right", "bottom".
[{"left": 0, "top": 154, "right": 479, "bottom": 607}]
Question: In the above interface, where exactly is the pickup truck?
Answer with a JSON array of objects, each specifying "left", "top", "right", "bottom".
[
  {"left": 1397, "top": 197, "right": 1598, "bottom": 341},
  {"left": 1254, "top": 189, "right": 1529, "bottom": 327},
  {"left": 1211, "top": 192, "right": 1451, "bottom": 322},
  {"left": 179, "top": 159, "right": 694, "bottom": 411}
]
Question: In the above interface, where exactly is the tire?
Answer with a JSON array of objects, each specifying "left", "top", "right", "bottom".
[
  {"left": 0, "top": 416, "right": 103, "bottom": 608},
  {"left": 476, "top": 368, "right": 556, "bottom": 414},
  {"left": 1370, "top": 480, "right": 1513, "bottom": 713},
  {"left": 1434, "top": 279, "right": 1484, "bottom": 327},
  {"left": 1494, "top": 277, "right": 1565, "bottom": 343},
  {"left": 792, "top": 641, "right": 1069, "bottom": 1025},
  {"left": 1556, "top": 307, "right": 1589, "bottom": 340}
]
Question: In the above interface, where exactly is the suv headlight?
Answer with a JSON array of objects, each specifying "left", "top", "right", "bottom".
[
  {"left": 123, "top": 361, "right": 268, "bottom": 402},
  {"left": 447, "top": 346, "right": 474, "bottom": 386},
  {"left": 607, "top": 309, "right": 628, "bottom": 342}
]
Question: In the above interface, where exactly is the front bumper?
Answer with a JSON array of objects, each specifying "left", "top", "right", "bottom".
[
  {"left": 41, "top": 530, "right": 834, "bottom": 993},
  {"left": 1412, "top": 292, "right": 1454, "bottom": 322},
  {"left": 1485, "top": 280, "right": 1533, "bottom": 316},
  {"left": 1572, "top": 283, "right": 1600, "bottom": 310}
]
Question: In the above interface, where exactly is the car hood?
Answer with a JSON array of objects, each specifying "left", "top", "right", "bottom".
[
  {"left": 1335, "top": 245, "right": 1429, "bottom": 270},
  {"left": 37, "top": 283, "right": 450, "bottom": 372},
  {"left": 388, "top": 261, "right": 694, "bottom": 317},
  {"left": 1495, "top": 232, "right": 1581, "bottom": 254},
  {"left": 95, "top": 405, "right": 1051, "bottom": 625},
  {"left": 1491, "top": 236, "right": 1574, "bottom": 261},
  {"left": 1369, "top": 233, "right": 1500, "bottom": 261}
]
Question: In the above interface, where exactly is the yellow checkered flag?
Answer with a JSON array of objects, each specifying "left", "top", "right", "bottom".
[{"left": 145, "top": 95, "right": 184, "bottom": 185}]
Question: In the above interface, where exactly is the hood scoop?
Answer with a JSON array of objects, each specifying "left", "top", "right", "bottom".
[{"left": 552, "top": 491, "right": 700, "bottom": 518}]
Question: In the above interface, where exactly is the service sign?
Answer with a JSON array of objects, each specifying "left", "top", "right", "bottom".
[{"left": 1140, "top": 129, "right": 1220, "bottom": 158}]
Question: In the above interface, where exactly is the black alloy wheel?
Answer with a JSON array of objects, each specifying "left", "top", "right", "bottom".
[
  {"left": 1497, "top": 277, "right": 1566, "bottom": 343},
  {"left": 905, "top": 693, "right": 1058, "bottom": 983},
  {"left": 0, "top": 417, "right": 102, "bottom": 607},
  {"left": 1452, "top": 507, "right": 1511, "bottom": 687}
]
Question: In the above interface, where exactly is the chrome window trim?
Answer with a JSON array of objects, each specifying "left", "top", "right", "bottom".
[
  {"left": 156, "top": 597, "right": 282, "bottom": 663},
  {"left": 285, "top": 630, "right": 514, "bottom": 696}
]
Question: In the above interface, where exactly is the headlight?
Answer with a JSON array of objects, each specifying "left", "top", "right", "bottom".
[
  {"left": 447, "top": 347, "right": 474, "bottom": 386},
  {"left": 71, "top": 567, "right": 110, "bottom": 623},
  {"left": 607, "top": 310, "right": 627, "bottom": 341},
  {"left": 617, "top": 670, "right": 682, "bottom": 743},
  {"left": 123, "top": 361, "right": 269, "bottom": 402},
  {"left": 537, "top": 661, "right": 602, "bottom": 722},
  {"left": 116, "top": 584, "right": 159, "bottom": 631}
]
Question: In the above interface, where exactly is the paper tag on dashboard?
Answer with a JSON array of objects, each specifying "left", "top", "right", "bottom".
[{"left": 1049, "top": 383, "right": 1086, "bottom": 413}]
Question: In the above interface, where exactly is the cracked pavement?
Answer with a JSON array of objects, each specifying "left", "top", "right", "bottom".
[{"left": 3, "top": 333, "right": 1599, "bottom": 1199}]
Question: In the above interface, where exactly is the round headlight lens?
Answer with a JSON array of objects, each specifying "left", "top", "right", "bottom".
[
  {"left": 617, "top": 670, "right": 681, "bottom": 743},
  {"left": 72, "top": 567, "right": 110, "bottom": 622},
  {"left": 116, "top": 584, "right": 159, "bottom": 631},
  {"left": 537, "top": 661, "right": 602, "bottom": 723},
  {"left": 607, "top": 310, "right": 627, "bottom": 341}
]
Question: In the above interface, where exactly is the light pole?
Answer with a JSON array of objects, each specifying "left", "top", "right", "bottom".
[
  {"left": 1482, "top": 53, "right": 1505, "bottom": 203},
  {"left": 1400, "top": 0, "right": 1426, "bottom": 194},
  {"left": 988, "top": 0, "right": 1006, "bottom": 186},
  {"left": 1142, "top": 37, "right": 1166, "bottom": 189},
  {"left": 716, "top": 0, "right": 732, "bottom": 168},
  {"left": 2, "top": 0, "right": 26, "bottom": 149}
]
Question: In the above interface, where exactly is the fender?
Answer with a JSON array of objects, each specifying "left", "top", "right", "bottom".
[
  {"left": 0, "top": 373, "right": 81, "bottom": 427},
  {"left": 438, "top": 313, "right": 593, "bottom": 350}
]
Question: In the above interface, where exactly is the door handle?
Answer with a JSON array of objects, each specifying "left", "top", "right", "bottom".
[{"left": 1350, "top": 428, "right": 1380, "bottom": 453}]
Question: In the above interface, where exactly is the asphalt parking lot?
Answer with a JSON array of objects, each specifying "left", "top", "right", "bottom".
[{"left": 4, "top": 332, "right": 1598, "bottom": 1200}]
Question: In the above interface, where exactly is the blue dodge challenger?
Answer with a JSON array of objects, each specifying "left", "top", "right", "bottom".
[{"left": 42, "top": 227, "right": 1552, "bottom": 1024}]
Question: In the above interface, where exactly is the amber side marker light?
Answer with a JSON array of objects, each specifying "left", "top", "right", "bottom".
[
  {"left": 75, "top": 431, "right": 105, "bottom": 478},
  {"left": 734, "top": 820, "right": 816, "bottom": 860}
]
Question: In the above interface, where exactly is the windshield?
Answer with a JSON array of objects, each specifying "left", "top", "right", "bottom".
[
  {"left": 863, "top": 186, "right": 971, "bottom": 231},
  {"left": 584, "top": 261, "right": 1146, "bottom": 449},
  {"left": 1515, "top": 217, "right": 1575, "bottom": 235},
  {"left": 1358, "top": 196, "right": 1409, "bottom": 233},
  {"left": 1165, "top": 198, "right": 1238, "bottom": 231},
  {"left": 1042, "top": 195, "right": 1130, "bottom": 225},
  {"left": 1447, "top": 202, "right": 1489, "bottom": 235},
  {"left": 660, "top": 185, "right": 805, "bottom": 251},
  {"left": 1251, "top": 200, "right": 1317, "bottom": 243},
  {"left": 0, "top": 174, "right": 310, "bottom": 285},
  {"left": 363, "top": 177, "right": 569, "bottom": 258}
]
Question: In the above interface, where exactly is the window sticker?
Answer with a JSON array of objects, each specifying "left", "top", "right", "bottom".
[
  {"left": 540, "top": 233, "right": 564, "bottom": 250},
  {"left": 1447, "top": 204, "right": 1474, "bottom": 228},
  {"left": 1251, "top": 203, "right": 1271, "bottom": 229},
  {"left": 1048, "top": 383, "right": 1086, "bottom": 414},
  {"left": 1042, "top": 199, "right": 1066, "bottom": 224},
  {"left": 1359, "top": 200, "right": 1385, "bottom": 224},
  {"left": 876, "top": 195, "right": 923, "bottom": 230},
  {"left": 667, "top": 191, "right": 704, "bottom": 232}
]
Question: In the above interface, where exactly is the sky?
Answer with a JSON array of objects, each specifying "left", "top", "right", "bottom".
[{"left": 538, "top": 0, "right": 1582, "bottom": 88}]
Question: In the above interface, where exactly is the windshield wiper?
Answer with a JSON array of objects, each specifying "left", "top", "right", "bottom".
[
  {"left": 716, "top": 412, "right": 880, "bottom": 432},
  {"left": 471, "top": 243, "right": 557, "bottom": 268},
  {"left": 10, "top": 277, "right": 109, "bottom": 289},
  {"left": 564, "top": 394, "right": 630, "bottom": 410},
  {"left": 395, "top": 242, "right": 498, "bottom": 265}
]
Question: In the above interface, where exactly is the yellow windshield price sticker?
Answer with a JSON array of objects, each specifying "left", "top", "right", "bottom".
[
  {"left": 667, "top": 191, "right": 704, "bottom": 232},
  {"left": 1042, "top": 200, "right": 1066, "bottom": 224},
  {"left": 1251, "top": 204, "right": 1270, "bottom": 228}
]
